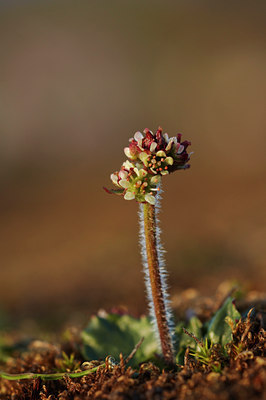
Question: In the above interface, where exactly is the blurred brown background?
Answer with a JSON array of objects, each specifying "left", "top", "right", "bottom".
[{"left": 0, "top": 0, "right": 265, "bottom": 328}]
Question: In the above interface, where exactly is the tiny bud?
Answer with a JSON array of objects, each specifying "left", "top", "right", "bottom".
[
  {"left": 163, "top": 133, "right": 169, "bottom": 142},
  {"left": 156, "top": 150, "right": 166, "bottom": 158},
  {"left": 177, "top": 144, "right": 185, "bottom": 154},
  {"left": 165, "top": 138, "right": 174, "bottom": 151},
  {"left": 139, "top": 169, "right": 147, "bottom": 177},
  {"left": 165, "top": 156, "right": 174, "bottom": 165},
  {"left": 150, "top": 175, "right": 161, "bottom": 185}
]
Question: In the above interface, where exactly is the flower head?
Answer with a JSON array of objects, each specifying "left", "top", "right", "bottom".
[
  {"left": 124, "top": 127, "right": 191, "bottom": 175},
  {"left": 105, "top": 127, "right": 191, "bottom": 204}
]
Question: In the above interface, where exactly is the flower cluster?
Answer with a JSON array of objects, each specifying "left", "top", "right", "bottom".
[{"left": 105, "top": 127, "right": 191, "bottom": 204}]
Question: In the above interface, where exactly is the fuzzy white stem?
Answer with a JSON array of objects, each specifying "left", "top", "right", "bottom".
[{"left": 138, "top": 193, "right": 175, "bottom": 363}]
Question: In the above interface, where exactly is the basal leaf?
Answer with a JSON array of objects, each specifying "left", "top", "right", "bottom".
[
  {"left": 81, "top": 313, "right": 158, "bottom": 367},
  {"left": 206, "top": 297, "right": 241, "bottom": 346}
]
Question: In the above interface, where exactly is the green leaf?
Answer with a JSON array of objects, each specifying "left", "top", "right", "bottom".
[
  {"left": 206, "top": 297, "right": 241, "bottom": 346},
  {"left": 81, "top": 313, "right": 158, "bottom": 367},
  {"left": 175, "top": 316, "right": 203, "bottom": 364}
]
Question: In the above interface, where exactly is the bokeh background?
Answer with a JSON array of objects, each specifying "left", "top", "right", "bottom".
[{"left": 0, "top": 0, "right": 265, "bottom": 329}]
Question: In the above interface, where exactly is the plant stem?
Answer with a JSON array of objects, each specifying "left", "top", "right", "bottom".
[
  {"left": 141, "top": 202, "right": 175, "bottom": 366},
  {"left": 0, "top": 363, "right": 105, "bottom": 381}
]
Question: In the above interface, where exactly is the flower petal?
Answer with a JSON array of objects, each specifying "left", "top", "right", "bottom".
[
  {"left": 145, "top": 193, "right": 156, "bottom": 205},
  {"left": 149, "top": 142, "right": 157, "bottom": 153},
  {"left": 110, "top": 173, "right": 118, "bottom": 185},
  {"left": 134, "top": 131, "right": 144, "bottom": 142},
  {"left": 119, "top": 170, "right": 128, "bottom": 180},
  {"left": 134, "top": 131, "right": 144, "bottom": 148},
  {"left": 124, "top": 191, "right": 135, "bottom": 200},
  {"left": 119, "top": 179, "right": 130, "bottom": 188},
  {"left": 133, "top": 167, "right": 140, "bottom": 176},
  {"left": 124, "top": 147, "right": 132, "bottom": 158},
  {"left": 123, "top": 160, "right": 134, "bottom": 170}
]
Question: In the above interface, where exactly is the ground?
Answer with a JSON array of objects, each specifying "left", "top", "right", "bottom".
[{"left": 0, "top": 287, "right": 265, "bottom": 399}]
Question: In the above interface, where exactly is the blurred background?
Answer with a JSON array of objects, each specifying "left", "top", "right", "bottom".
[{"left": 0, "top": 0, "right": 265, "bottom": 329}]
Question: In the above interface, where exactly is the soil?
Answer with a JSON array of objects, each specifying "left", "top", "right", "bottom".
[{"left": 0, "top": 289, "right": 265, "bottom": 400}]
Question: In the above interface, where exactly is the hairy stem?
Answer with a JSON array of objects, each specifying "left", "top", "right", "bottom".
[{"left": 140, "top": 201, "right": 175, "bottom": 366}]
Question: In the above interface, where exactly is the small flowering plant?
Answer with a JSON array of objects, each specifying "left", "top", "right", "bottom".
[{"left": 105, "top": 127, "right": 192, "bottom": 366}]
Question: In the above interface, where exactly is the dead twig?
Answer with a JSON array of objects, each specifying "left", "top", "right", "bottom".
[
  {"left": 125, "top": 337, "right": 144, "bottom": 365},
  {"left": 240, "top": 308, "right": 254, "bottom": 344},
  {"left": 182, "top": 328, "right": 203, "bottom": 346}
]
